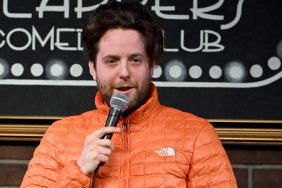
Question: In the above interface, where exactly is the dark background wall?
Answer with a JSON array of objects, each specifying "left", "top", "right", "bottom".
[{"left": 1, "top": 0, "right": 282, "bottom": 121}]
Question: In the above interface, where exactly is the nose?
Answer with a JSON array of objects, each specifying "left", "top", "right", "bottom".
[{"left": 119, "top": 61, "right": 130, "bottom": 80}]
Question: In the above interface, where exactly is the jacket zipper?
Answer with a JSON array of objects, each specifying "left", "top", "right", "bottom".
[{"left": 122, "top": 119, "right": 130, "bottom": 188}]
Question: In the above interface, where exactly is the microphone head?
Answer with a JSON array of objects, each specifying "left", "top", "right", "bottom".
[{"left": 110, "top": 93, "right": 129, "bottom": 112}]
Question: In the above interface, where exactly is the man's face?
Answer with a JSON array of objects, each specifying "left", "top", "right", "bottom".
[{"left": 89, "top": 28, "right": 153, "bottom": 114}]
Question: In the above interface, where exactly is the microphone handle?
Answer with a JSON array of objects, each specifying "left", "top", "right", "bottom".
[{"left": 102, "top": 107, "right": 122, "bottom": 139}]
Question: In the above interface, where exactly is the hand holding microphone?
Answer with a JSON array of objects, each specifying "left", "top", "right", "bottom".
[{"left": 77, "top": 93, "right": 128, "bottom": 175}]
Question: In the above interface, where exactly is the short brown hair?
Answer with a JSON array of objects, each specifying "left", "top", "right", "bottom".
[{"left": 82, "top": 1, "right": 164, "bottom": 67}]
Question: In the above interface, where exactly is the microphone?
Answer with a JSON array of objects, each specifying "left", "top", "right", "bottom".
[
  {"left": 92, "top": 93, "right": 129, "bottom": 188},
  {"left": 102, "top": 93, "right": 129, "bottom": 140}
]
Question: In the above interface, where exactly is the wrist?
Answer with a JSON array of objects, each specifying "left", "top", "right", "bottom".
[{"left": 77, "top": 159, "right": 92, "bottom": 176}]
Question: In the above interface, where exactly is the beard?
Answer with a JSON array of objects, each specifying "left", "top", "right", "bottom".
[{"left": 96, "top": 76, "right": 152, "bottom": 116}]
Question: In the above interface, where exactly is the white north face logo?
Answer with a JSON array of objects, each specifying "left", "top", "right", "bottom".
[{"left": 155, "top": 147, "right": 175, "bottom": 157}]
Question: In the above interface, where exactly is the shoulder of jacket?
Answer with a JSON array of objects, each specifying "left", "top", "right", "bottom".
[
  {"left": 158, "top": 105, "right": 214, "bottom": 137},
  {"left": 39, "top": 110, "right": 98, "bottom": 152},
  {"left": 43, "top": 110, "right": 97, "bottom": 140},
  {"left": 160, "top": 105, "right": 209, "bottom": 124}
]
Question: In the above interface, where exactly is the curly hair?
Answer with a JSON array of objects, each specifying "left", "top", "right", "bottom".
[{"left": 82, "top": 1, "right": 164, "bottom": 67}]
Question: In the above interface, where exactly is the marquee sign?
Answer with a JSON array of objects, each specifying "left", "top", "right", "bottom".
[{"left": 0, "top": 0, "right": 281, "bottom": 121}]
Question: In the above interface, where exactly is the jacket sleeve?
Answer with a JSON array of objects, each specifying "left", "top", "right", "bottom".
[
  {"left": 187, "top": 122, "right": 237, "bottom": 188},
  {"left": 20, "top": 122, "right": 91, "bottom": 188}
]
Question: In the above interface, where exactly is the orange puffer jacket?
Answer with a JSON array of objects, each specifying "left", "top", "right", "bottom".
[{"left": 21, "top": 85, "right": 237, "bottom": 188}]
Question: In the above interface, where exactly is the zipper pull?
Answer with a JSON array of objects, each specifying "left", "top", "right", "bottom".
[{"left": 122, "top": 121, "right": 127, "bottom": 130}]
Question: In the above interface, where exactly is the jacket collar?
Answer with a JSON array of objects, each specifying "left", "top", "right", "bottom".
[{"left": 95, "top": 83, "right": 162, "bottom": 124}]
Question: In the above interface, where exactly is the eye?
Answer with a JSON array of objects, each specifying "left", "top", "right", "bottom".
[
  {"left": 133, "top": 58, "right": 141, "bottom": 63},
  {"left": 104, "top": 58, "right": 117, "bottom": 64},
  {"left": 130, "top": 56, "right": 143, "bottom": 65}
]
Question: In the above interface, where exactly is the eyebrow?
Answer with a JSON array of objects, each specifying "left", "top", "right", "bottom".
[
  {"left": 102, "top": 53, "right": 146, "bottom": 60},
  {"left": 129, "top": 53, "right": 146, "bottom": 59}
]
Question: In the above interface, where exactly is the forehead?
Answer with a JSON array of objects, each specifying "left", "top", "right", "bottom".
[{"left": 98, "top": 29, "right": 146, "bottom": 56}]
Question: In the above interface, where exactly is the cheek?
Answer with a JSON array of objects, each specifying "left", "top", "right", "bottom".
[
  {"left": 96, "top": 71, "right": 111, "bottom": 83},
  {"left": 134, "top": 67, "right": 152, "bottom": 79},
  {"left": 140, "top": 70, "right": 153, "bottom": 81},
  {"left": 96, "top": 65, "right": 119, "bottom": 81}
]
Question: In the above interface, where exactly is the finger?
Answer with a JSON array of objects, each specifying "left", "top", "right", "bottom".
[
  {"left": 95, "top": 127, "right": 121, "bottom": 138},
  {"left": 86, "top": 145, "right": 111, "bottom": 161},
  {"left": 91, "top": 146, "right": 112, "bottom": 164},
  {"left": 96, "top": 146, "right": 112, "bottom": 156},
  {"left": 87, "top": 127, "right": 121, "bottom": 142},
  {"left": 96, "top": 139, "right": 112, "bottom": 148},
  {"left": 98, "top": 140, "right": 114, "bottom": 151},
  {"left": 97, "top": 153, "right": 110, "bottom": 163}
]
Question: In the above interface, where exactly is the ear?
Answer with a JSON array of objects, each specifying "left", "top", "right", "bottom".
[
  {"left": 150, "top": 65, "right": 155, "bottom": 77},
  {"left": 88, "top": 61, "right": 97, "bottom": 80}
]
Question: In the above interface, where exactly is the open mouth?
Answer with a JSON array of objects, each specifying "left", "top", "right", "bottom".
[{"left": 116, "top": 86, "right": 132, "bottom": 92}]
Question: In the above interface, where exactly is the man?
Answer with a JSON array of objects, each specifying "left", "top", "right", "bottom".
[{"left": 21, "top": 1, "right": 237, "bottom": 187}]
